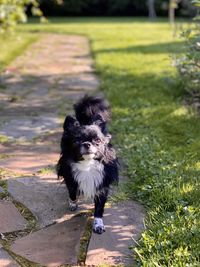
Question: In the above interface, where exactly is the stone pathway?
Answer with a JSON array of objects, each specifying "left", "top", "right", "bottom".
[{"left": 0, "top": 34, "right": 145, "bottom": 266}]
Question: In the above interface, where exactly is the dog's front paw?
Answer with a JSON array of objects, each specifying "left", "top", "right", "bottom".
[
  {"left": 93, "top": 217, "right": 105, "bottom": 234},
  {"left": 69, "top": 199, "right": 78, "bottom": 211}
]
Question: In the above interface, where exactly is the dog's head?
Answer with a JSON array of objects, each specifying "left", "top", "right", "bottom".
[
  {"left": 74, "top": 95, "right": 110, "bottom": 134},
  {"left": 62, "top": 115, "right": 111, "bottom": 161}
]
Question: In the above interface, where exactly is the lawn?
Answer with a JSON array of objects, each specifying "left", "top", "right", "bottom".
[
  {"left": 1, "top": 18, "right": 200, "bottom": 266},
  {"left": 0, "top": 33, "right": 38, "bottom": 72}
]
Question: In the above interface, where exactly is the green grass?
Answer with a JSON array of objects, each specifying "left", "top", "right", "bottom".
[
  {"left": 1, "top": 17, "right": 200, "bottom": 266},
  {"left": 0, "top": 32, "right": 39, "bottom": 72}
]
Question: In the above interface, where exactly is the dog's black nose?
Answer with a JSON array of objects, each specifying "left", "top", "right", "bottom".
[{"left": 83, "top": 142, "right": 91, "bottom": 149}]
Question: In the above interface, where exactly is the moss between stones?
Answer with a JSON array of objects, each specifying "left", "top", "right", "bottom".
[
  {"left": 0, "top": 180, "right": 39, "bottom": 266},
  {"left": 0, "top": 154, "right": 13, "bottom": 159},
  {"left": 0, "top": 179, "right": 8, "bottom": 199},
  {"left": 77, "top": 212, "right": 93, "bottom": 266},
  {"left": 36, "top": 164, "right": 56, "bottom": 175},
  {"left": 2, "top": 243, "right": 42, "bottom": 267},
  {"left": 13, "top": 200, "right": 37, "bottom": 232},
  {"left": 0, "top": 135, "right": 9, "bottom": 144},
  {"left": 0, "top": 167, "right": 20, "bottom": 179},
  {"left": 0, "top": 179, "right": 7, "bottom": 189},
  {"left": 0, "top": 199, "right": 37, "bottom": 243},
  {"left": 9, "top": 95, "right": 22, "bottom": 103}
]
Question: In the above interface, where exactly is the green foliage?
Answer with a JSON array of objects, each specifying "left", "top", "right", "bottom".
[
  {"left": 192, "top": 0, "right": 200, "bottom": 6},
  {"left": 175, "top": 0, "right": 200, "bottom": 94},
  {"left": 0, "top": 0, "right": 43, "bottom": 32}
]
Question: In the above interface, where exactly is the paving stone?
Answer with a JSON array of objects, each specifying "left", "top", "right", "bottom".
[
  {"left": 0, "top": 201, "right": 27, "bottom": 233},
  {"left": 0, "top": 247, "right": 20, "bottom": 267},
  {"left": 0, "top": 143, "right": 59, "bottom": 175},
  {"left": 56, "top": 73, "right": 99, "bottom": 91},
  {"left": 11, "top": 215, "right": 87, "bottom": 266},
  {"left": 7, "top": 176, "right": 68, "bottom": 227},
  {"left": 0, "top": 115, "right": 59, "bottom": 140},
  {"left": 8, "top": 176, "right": 93, "bottom": 227},
  {"left": 86, "top": 201, "right": 145, "bottom": 266},
  {"left": 0, "top": 154, "right": 57, "bottom": 175}
]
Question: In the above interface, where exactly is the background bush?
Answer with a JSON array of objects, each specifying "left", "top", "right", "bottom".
[
  {"left": 39, "top": 0, "right": 196, "bottom": 17},
  {"left": 0, "top": 0, "right": 43, "bottom": 32},
  {"left": 175, "top": 0, "right": 200, "bottom": 95},
  {"left": 0, "top": 0, "right": 197, "bottom": 32}
]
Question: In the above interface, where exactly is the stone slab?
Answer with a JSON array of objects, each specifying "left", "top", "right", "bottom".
[
  {"left": 0, "top": 201, "right": 27, "bottom": 233},
  {"left": 11, "top": 215, "right": 87, "bottom": 266},
  {"left": 86, "top": 201, "right": 145, "bottom": 266},
  {"left": 0, "top": 155, "right": 57, "bottom": 175},
  {"left": 0, "top": 115, "right": 59, "bottom": 141},
  {"left": 0, "top": 143, "right": 59, "bottom": 175},
  {"left": 0, "top": 247, "right": 20, "bottom": 267},
  {"left": 8, "top": 176, "right": 93, "bottom": 227},
  {"left": 56, "top": 73, "right": 99, "bottom": 91}
]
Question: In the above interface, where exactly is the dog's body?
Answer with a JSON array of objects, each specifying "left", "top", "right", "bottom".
[{"left": 57, "top": 95, "right": 118, "bottom": 234}]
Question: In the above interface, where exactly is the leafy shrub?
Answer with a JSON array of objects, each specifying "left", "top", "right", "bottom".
[
  {"left": 175, "top": 0, "right": 200, "bottom": 95},
  {"left": 0, "top": 0, "right": 43, "bottom": 32}
]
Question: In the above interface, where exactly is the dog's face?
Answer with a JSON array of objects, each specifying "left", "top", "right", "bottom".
[{"left": 63, "top": 116, "right": 111, "bottom": 161}]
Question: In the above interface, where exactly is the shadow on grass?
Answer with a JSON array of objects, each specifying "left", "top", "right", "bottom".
[
  {"left": 26, "top": 17, "right": 191, "bottom": 25},
  {"left": 95, "top": 41, "right": 185, "bottom": 55}
]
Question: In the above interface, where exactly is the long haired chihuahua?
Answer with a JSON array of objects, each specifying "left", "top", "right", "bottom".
[{"left": 57, "top": 95, "right": 118, "bottom": 234}]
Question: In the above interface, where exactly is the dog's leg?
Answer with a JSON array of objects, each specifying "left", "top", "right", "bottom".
[
  {"left": 68, "top": 198, "right": 78, "bottom": 211},
  {"left": 93, "top": 189, "right": 108, "bottom": 234},
  {"left": 68, "top": 188, "right": 78, "bottom": 211},
  {"left": 65, "top": 179, "right": 78, "bottom": 211}
]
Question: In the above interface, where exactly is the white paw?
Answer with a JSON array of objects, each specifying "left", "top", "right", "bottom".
[
  {"left": 93, "top": 217, "right": 105, "bottom": 234},
  {"left": 69, "top": 199, "right": 78, "bottom": 211}
]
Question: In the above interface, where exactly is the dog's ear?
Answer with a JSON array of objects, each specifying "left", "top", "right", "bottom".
[
  {"left": 93, "top": 114, "right": 108, "bottom": 134},
  {"left": 63, "top": 115, "right": 80, "bottom": 132}
]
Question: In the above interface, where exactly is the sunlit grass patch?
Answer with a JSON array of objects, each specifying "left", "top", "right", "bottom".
[{"left": 0, "top": 33, "right": 38, "bottom": 72}]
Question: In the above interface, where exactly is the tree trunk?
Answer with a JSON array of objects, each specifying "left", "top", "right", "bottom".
[
  {"left": 169, "top": 0, "right": 176, "bottom": 25},
  {"left": 147, "top": 0, "right": 157, "bottom": 19}
]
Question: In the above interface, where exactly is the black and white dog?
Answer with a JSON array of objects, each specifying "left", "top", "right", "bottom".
[{"left": 57, "top": 95, "right": 119, "bottom": 234}]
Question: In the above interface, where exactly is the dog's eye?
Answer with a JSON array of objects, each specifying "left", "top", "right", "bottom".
[{"left": 94, "top": 138, "right": 101, "bottom": 144}]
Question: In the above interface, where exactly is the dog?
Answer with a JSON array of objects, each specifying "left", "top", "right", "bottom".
[{"left": 57, "top": 95, "right": 119, "bottom": 234}]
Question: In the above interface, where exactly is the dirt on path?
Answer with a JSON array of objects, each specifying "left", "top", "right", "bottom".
[{"left": 0, "top": 34, "right": 145, "bottom": 266}]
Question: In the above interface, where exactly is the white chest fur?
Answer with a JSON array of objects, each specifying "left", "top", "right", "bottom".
[{"left": 71, "top": 159, "right": 104, "bottom": 199}]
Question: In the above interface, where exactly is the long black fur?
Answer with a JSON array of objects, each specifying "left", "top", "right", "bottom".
[
  {"left": 74, "top": 95, "right": 111, "bottom": 134},
  {"left": 57, "top": 95, "right": 118, "bottom": 234}
]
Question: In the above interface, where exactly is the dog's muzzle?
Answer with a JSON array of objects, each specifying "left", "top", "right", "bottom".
[{"left": 80, "top": 142, "right": 97, "bottom": 159}]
